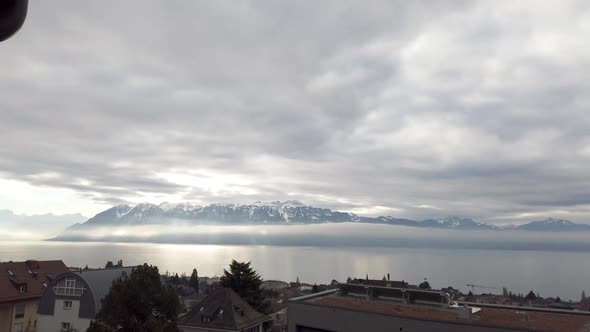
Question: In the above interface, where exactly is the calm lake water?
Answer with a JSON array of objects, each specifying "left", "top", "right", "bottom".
[{"left": 1, "top": 240, "right": 588, "bottom": 301}]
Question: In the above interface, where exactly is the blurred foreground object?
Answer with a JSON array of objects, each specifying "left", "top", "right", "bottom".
[{"left": 0, "top": 0, "right": 28, "bottom": 42}]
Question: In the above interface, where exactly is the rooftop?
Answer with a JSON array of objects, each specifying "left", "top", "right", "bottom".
[
  {"left": 179, "top": 287, "right": 271, "bottom": 331},
  {"left": 0, "top": 260, "right": 69, "bottom": 303},
  {"left": 290, "top": 284, "right": 590, "bottom": 332},
  {"left": 75, "top": 266, "right": 134, "bottom": 312}
]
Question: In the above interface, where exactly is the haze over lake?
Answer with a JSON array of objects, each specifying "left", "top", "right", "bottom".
[{"left": 54, "top": 223, "right": 590, "bottom": 252}]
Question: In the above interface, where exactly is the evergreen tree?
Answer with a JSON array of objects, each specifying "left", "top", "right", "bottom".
[
  {"left": 220, "top": 260, "right": 269, "bottom": 312},
  {"left": 105, "top": 261, "right": 114, "bottom": 269},
  {"left": 582, "top": 290, "right": 587, "bottom": 301},
  {"left": 555, "top": 297, "right": 561, "bottom": 303},
  {"left": 502, "top": 287, "right": 508, "bottom": 297},
  {"left": 312, "top": 284, "right": 319, "bottom": 293},
  {"left": 97, "top": 263, "right": 180, "bottom": 332},
  {"left": 189, "top": 268, "right": 199, "bottom": 293},
  {"left": 418, "top": 281, "right": 431, "bottom": 290},
  {"left": 525, "top": 290, "right": 537, "bottom": 301},
  {"left": 86, "top": 321, "right": 113, "bottom": 332}
]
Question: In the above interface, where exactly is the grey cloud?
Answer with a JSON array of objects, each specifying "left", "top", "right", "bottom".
[{"left": 1, "top": 1, "right": 590, "bottom": 223}]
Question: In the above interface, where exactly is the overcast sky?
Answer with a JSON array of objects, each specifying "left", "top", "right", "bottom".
[{"left": 1, "top": 1, "right": 590, "bottom": 224}]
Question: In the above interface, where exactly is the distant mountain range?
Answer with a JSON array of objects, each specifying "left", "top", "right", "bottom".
[
  {"left": 62, "top": 201, "right": 590, "bottom": 232},
  {"left": 0, "top": 209, "right": 87, "bottom": 240}
]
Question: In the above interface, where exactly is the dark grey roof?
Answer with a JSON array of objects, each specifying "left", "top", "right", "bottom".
[
  {"left": 8, "top": 275, "right": 26, "bottom": 286},
  {"left": 179, "top": 288, "right": 270, "bottom": 331},
  {"left": 76, "top": 267, "right": 134, "bottom": 312}
]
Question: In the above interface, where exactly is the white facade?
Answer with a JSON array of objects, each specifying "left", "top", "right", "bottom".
[{"left": 37, "top": 299, "right": 91, "bottom": 332}]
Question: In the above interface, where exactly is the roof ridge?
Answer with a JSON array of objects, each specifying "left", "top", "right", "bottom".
[{"left": 224, "top": 288, "right": 240, "bottom": 328}]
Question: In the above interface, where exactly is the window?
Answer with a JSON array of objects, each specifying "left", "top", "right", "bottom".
[
  {"left": 65, "top": 278, "right": 76, "bottom": 288},
  {"left": 64, "top": 300, "right": 73, "bottom": 310},
  {"left": 7, "top": 269, "right": 14, "bottom": 276},
  {"left": 61, "top": 322, "right": 70, "bottom": 332},
  {"left": 53, "top": 277, "right": 85, "bottom": 296},
  {"left": 18, "top": 285, "right": 26, "bottom": 293},
  {"left": 14, "top": 303, "right": 25, "bottom": 319}
]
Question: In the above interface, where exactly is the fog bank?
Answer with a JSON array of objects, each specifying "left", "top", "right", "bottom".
[{"left": 52, "top": 223, "right": 590, "bottom": 252}]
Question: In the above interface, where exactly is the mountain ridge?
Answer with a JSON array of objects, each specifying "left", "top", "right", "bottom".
[{"left": 63, "top": 202, "right": 590, "bottom": 232}]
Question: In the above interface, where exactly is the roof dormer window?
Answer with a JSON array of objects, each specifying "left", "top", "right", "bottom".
[{"left": 53, "top": 277, "right": 85, "bottom": 296}]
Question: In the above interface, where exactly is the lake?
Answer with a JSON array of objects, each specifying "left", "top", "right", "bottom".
[{"left": 1, "top": 240, "right": 588, "bottom": 301}]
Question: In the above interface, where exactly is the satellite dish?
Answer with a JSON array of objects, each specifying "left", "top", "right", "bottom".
[{"left": 0, "top": 0, "right": 28, "bottom": 42}]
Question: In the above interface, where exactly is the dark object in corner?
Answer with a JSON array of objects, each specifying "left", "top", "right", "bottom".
[{"left": 0, "top": 0, "right": 28, "bottom": 42}]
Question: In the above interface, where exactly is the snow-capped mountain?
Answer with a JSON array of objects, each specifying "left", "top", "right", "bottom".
[
  {"left": 363, "top": 215, "right": 497, "bottom": 230},
  {"left": 79, "top": 201, "right": 359, "bottom": 228},
  {"left": 515, "top": 218, "right": 590, "bottom": 231},
  {"left": 67, "top": 202, "right": 590, "bottom": 232}
]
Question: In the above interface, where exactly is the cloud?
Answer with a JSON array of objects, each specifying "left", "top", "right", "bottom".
[{"left": 1, "top": 1, "right": 590, "bottom": 223}]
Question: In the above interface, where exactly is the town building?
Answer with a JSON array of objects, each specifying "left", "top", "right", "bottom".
[
  {"left": 0, "top": 260, "right": 69, "bottom": 332},
  {"left": 37, "top": 266, "right": 133, "bottom": 332},
  {"left": 261, "top": 280, "right": 289, "bottom": 291},
  {"left": 288, "top": 283, "right": 590, "bottom": 332},
  {"left": 348, "top": 276, "right": 413, "bottom": 289},
  {"left": 179, "top": 287, "right": 272, "bottom": 332}
]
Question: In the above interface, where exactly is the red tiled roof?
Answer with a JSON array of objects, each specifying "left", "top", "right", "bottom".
[{"left": 0, "top": 260, "right": 69, "bottom": 303}]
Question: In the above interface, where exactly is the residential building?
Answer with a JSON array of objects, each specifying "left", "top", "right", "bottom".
[
  {"left": 261, "top": 280, "right": 289, "bottom": 291},
  {"left": 348, "top": 277, "right": 412, "bottom": 289},
  {"left": 179, "top": 287, "right": 272, "bottom": 332},
  {"left": 0, "top": 260, "right": 69, "bottom": 332},
  {"left": 37, "top": 266, "right": 133, "bottom": 332},
  {"left": 288, "top": 283, "right": 590, "bottom": 332}
]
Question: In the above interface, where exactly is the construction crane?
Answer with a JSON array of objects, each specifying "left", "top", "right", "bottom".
[{"left": 466, "top": 284, "right": 501, "bottom": 293}]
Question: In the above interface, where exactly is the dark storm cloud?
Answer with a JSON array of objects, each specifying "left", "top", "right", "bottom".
[{"left": 2, "top": 1, "right": 590, "bottom": 223}]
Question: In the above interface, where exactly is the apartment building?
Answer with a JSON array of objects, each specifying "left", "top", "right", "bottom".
[
  {"left": 37, "top": 267, "right": 133, "bottom": 332},
  {"left": 0, "top": 260, "right": 69, "bottom": 332}
]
